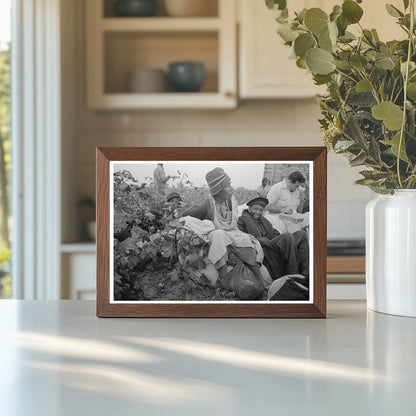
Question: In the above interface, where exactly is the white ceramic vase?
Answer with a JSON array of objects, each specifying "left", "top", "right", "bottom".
[{"left": 366, "top": 190, "right": 416, "bottom": 317}]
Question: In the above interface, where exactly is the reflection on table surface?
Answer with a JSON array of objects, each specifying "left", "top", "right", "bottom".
[{"left": 0, "top": 300, "right": 415, "bottom": 416}]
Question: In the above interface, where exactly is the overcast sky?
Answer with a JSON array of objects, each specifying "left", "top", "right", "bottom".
[{"left": 114, "top": 162, "right": 269, "bottom": 189}]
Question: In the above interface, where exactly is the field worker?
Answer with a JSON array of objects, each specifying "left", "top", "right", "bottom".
[
  {"left": 166, "top": 191, "right": 182, "bottom": 205},
  {"left": 266, "top": 171, "right": 306, "bottom": 214},
  {"left": 153, "top": 163, "right": 171, "bottom": 196},
  {"left": 237, "top": 197, "right": 309, "bottom": 280},
  {"left": 166, "top": 191, "right": 183, "bottom": 218},
  {"left": 181, "top": 167, "right": 265, "bottom": 288},
  {"left": 256, "top": 177, "right": 271, "bottom": 198}
]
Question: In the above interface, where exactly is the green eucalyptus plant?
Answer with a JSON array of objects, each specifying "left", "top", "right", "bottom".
[{"left": 266, "top": 0, "right": 416, "bottom": 193}]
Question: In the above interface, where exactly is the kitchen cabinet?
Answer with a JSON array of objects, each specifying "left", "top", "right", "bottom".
[
  {"left": 238, "top": 0, "right": 325, "bottom": 99},
  {"left": 86, "top": 0, "right": 237, "bottom": 109},
  {"left": 61, "top": 245, "right": 96, "bottom": 300},
  {"left": 238, "top": 0, "right": 405, "bottom": 99}
]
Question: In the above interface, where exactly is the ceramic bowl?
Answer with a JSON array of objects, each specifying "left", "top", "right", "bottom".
[
  {"left": 114, "top": 0, "right": 158, "bottom": 17},
  {"left": 168, "top": 62, "right": 205, "bottom": 92}
]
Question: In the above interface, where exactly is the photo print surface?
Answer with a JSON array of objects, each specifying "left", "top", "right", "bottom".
[{"left": 110, "top": 161, "right": 313, "bottom": 303}]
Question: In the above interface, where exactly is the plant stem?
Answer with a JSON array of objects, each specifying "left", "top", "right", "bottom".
[
  {"left": 397, "top": 0, "right": 415, "bottom": 188},
  {"left": 359, "top": 69, "right": 381, "bottom": 104},
  {"left": 334, "top": 68, "right": 358, "bottom": 84}
]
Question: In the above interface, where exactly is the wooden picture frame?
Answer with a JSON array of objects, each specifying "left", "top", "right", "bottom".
[{"left": 96, "top": 147, "right": 327, "bottom": 318}]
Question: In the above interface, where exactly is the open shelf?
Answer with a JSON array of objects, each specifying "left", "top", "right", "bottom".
[
  {"left": 102, "top": 17, "right": 221, "bottom": 31},
  {"left": 103, "top": 0, "right": 219, "bottom": 18},
  {"left": 87, "top": 0, "right": 236, "bottom": 109},
  {"left": 104, "top": 31, "right": 218, "bottom": 94}
]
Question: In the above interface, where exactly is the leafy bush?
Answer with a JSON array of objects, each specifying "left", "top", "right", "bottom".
[
  {"left": 113, "top": 170, "right": 242, "bottom": 301},
  {"left": 267, "top": 0, "right": 416, "bottom": 193}
]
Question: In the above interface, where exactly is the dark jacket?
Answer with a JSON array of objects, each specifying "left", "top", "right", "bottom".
[{"left": 237, "top": 210, "right": 280, "bottom": 240}]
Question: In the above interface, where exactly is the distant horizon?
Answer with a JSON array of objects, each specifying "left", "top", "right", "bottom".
[{"left": 114, "top": 161, "right": 310, "bottom": 190}]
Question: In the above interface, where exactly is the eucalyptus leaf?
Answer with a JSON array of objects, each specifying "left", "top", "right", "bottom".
[
  {"left": 339, "top": 31, "right": 356, "bottom": 43},
  {"left": 344, "top": 114, "right": 367, "bottom": 147},
  {"left": 378, "top": 78, "right": 386, "bottom": 100},
  {"left": 403, "top": 0, "right": 409, "bottom": 10},
  {"left": 359, "top": 170, "right": 391, "bottom": 180},
  {"left": 304, "top": 8, "right": 328, "bottom": 35},
  {"left": 313, "top": 74, "right": 332, "bottom": 85},
  {"left": 296, "top": 57, "right": 308, "bottom": 69},
  {"left": 306, "top": 48, "right": 335, "bottom": 75},
  {"left": 356, "top": 79, "right": 372, "bottom": 92},
  {"left": 350, "top": 54, "right": 368, "bottom": 70},
  {"left": 266, "top": 0, "right": 287, "bottom": 11},
  {"left": 342, "top": 0, "right": 364, "bottom": 24},
  {"left": 350, "top": 151, "right": 368, "bottom": 167},
  {"left": 355, "top": 178, "right": 378, "bottom": 186},
  {"left": 363, "top": 29, "right": 376, "bottom": 46},
  {"left": 334, "top": 140, "right": 355, "bottom": 152},
  {"left": 330, "top": 5, "right": 342, "bottom": 22},
  {"left": 328, "top": 21, "right": 338, "bottom": 44},
  {"left": 371, "top": 29, "right": 380, "bottom": 43},
  {"left": 276, "top": 14, "right": 288, "bottom": 24},
  {"left": 333, "top": 60, "right": 352, "bottom": 70},
  {"left": 401, "top": 61, "right": 416, "bottom": 76},
  {"left": 336, "top": 15, "right": 348, "bottom": 36},
  {"left": 375, "top": 55, "right": 395, "bottom": 70},
  {"left": 372, "top": 101, "right": 404, "bottom": 130},
  {"left": 385, "top": 4, "right": 404, "bottom": 18},
  {"left": 386, "top": 132, "right": 409, "bottom": 162},
  {"left": 369, "top": 136, "right": 382, "bottom": 163},
  {"left": 296, "top": 8, "right": 307, "bottom": 23},
  {"left": 407, "top": 82, "right": 416, "bottom": 99},
  {"left": 294, "top": 33, "right": 316, "bottom": 58},
  {"left": 318, "top": 27, "right": 334, "bottom": 52},
  {"left": 277, "top": 23, "right": 298, "bottom": 43}
]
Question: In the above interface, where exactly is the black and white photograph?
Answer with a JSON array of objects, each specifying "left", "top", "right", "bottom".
[{"left": 110, "top": 161, "right": 313, "bottom": 303}]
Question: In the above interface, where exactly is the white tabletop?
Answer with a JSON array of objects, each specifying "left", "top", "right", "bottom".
[{"left": 0, "top": 300, "right": 415, "bottom": 416}]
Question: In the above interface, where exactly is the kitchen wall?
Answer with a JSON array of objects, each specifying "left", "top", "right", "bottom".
[{"left": 61, "top": 0, "right": 374, "bottom": 243}]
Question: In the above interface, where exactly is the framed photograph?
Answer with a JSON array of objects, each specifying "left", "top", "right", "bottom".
[{"left": 96, "top": 147, "right": 327, "bottom": 317}]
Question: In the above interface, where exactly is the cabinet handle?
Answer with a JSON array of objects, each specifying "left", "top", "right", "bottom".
[{"left": 224, "top": 91, "right": 234, "bottom": 98}]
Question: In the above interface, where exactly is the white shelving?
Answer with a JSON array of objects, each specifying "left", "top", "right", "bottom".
[
  {"left": 86, "top": 0, "right": 237, "bottom": 109},
  {"left": 101, "top": 17, "right": 221, "bottom": 32}
]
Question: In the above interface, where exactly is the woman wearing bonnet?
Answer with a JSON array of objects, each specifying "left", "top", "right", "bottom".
[{"left": 181, "top": 167, "right": 265, "bottom": 289}]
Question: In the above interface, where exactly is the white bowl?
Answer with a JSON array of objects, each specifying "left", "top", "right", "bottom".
[
  {"left": 128, "top": 68, "right": 167, "bottom": 93},
  {"left": 164, "top": 0, "right": 218, "bottom": 17}
]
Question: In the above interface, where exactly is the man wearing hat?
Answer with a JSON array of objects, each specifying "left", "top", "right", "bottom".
[
  {"left": 181, "top": 167, "right": 265, "bottom": 290},
  {"left": 237, "top": 196, "right": 309, "bottom": 280},
  {"left": 166, "top": 192, "right": 183, "bottom": 218}
]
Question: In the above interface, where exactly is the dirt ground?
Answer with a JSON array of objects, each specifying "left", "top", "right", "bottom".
[{"left": 114, "top": 265, "right": 239, "bottom": 301}]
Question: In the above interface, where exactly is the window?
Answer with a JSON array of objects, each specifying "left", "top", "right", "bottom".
[{"left": 0, "top": 0, "right": 11, "bottom": 298}]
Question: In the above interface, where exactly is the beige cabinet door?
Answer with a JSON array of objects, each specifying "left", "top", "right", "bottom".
[
  {"left": 238, "top": 0, "right": 405, "bottom": 99},
  {"left": 239, "top": 0, "right": 326, "bottom": 99}
]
